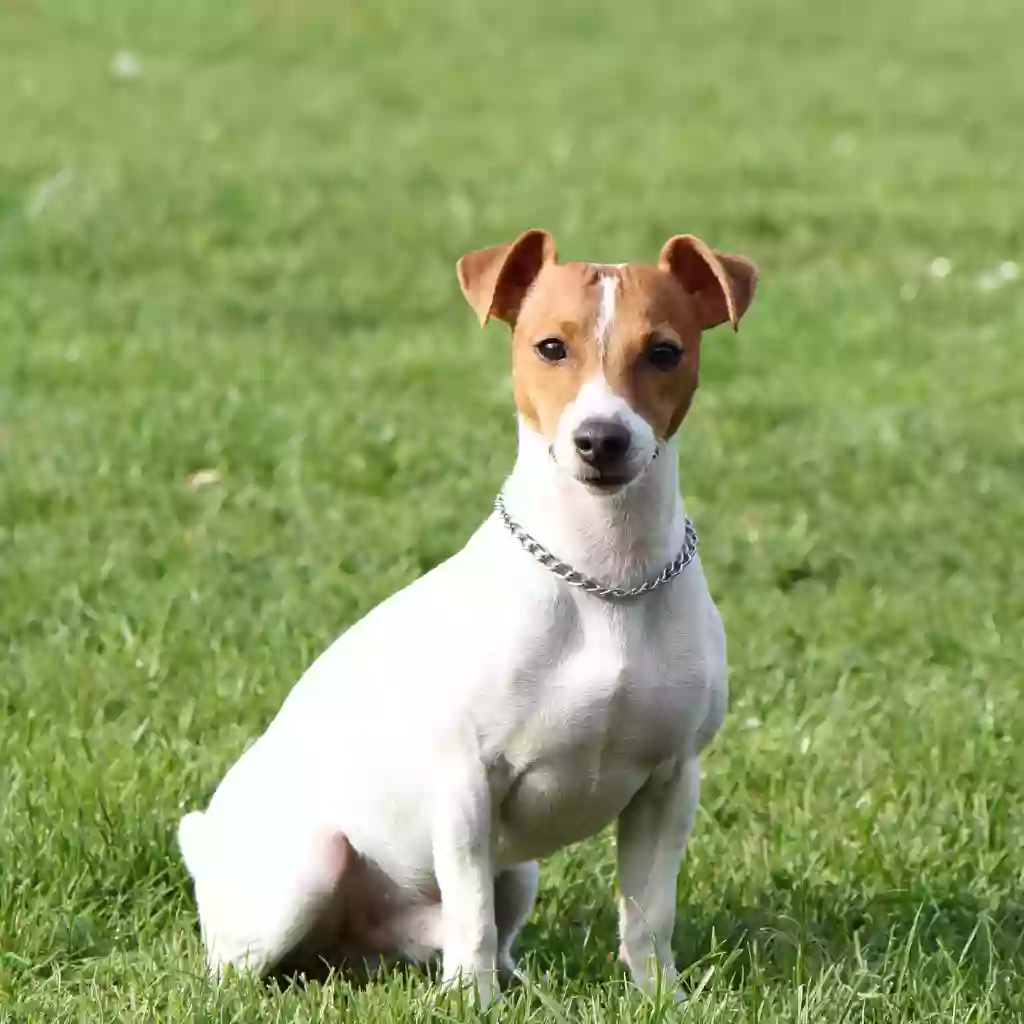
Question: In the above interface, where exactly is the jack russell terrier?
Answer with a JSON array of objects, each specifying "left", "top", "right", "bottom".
[{"left": 178, "top": 230, "right": 758, "bottom": 1004}]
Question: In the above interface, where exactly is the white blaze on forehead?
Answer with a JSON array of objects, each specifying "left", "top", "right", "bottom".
[{"left": 595, "top": 270, "right": 621, "bottom": 364}]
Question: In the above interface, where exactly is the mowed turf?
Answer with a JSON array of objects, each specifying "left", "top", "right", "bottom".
[{"left": 2, "top": 0, "right": 1023, "bottom": 1020}]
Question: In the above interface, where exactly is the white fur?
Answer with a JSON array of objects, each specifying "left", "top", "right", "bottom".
[{"left": 180, "top": 415, "right": 727, "bottom": 1005}]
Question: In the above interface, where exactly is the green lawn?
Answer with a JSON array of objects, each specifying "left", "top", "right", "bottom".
[{"left": 2, "top": 0, "right": 1023, "bottom": 1020}]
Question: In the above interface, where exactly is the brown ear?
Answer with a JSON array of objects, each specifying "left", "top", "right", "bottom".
[
  {"left": 658, "top": 234, "right": 758, "bottom": 331},
  {"left": 456, "top": 229, "right": 557, "bottom": 327}
]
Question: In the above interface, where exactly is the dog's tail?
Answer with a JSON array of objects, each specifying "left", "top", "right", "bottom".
[{"left": 177, "top": 810, "right": 208, "bottom": 878}]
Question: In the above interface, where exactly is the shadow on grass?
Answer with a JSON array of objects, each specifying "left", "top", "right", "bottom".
[
  {"left": 519, "top": 875, "right": 1024, "bottom": 991},
  {"left": 18, "top": 866, "right": 1022, "bottom": 1003}
]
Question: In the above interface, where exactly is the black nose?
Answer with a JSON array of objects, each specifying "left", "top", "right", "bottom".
[{"left": 573, "top": 419, "right": 631, "bottom": 467}]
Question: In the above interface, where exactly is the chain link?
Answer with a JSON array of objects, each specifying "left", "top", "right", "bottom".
[{"left": 493, "top": 492, "right": 699, "bottom": 600}]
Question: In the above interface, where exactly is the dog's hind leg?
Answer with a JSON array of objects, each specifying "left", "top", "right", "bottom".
[
  {"left": 494, "top": 861, "right": 540, "bottom": 984},
  {"left": 179, "top": 815, "right": 351, "bottom": 979}
]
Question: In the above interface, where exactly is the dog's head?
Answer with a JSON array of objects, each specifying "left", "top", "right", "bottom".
[{"left": 457, "top": 230, "right": 757, "bottom": 493}]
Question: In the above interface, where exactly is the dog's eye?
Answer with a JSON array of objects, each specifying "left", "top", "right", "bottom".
[
  {"left": 535, "top": 338, "right": 568, "bottom": 363},
  {"left": 647, "top": 339, "right": 684, "bottom": 371}
]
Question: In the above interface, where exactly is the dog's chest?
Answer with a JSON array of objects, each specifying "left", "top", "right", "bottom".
[{"left": 490, "top": 590, "right": 712, "bottom": 862}]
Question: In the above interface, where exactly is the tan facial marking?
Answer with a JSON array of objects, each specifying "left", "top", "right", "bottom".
[
  {"left": 511, "top": 263, "right": 704, "bottom": 443},
  {"left": 456, "top": 229, "right": 758, "bottom": 447},
  {"left": 510, "top": 262, "right": 603, "bottom": 437},
  {"left": 600, "top": 265, "right": 704, "bottom": 440}
]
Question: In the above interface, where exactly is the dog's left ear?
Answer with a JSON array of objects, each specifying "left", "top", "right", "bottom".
[
  {"left": 658, "top": 235, "right": 758, "bottom": 332},
  {"left": 457, "top": 229, "right": 557, "bottom": 327}
]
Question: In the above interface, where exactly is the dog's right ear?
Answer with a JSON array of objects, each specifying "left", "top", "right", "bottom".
[{"left": 457, "top": 229, "right": 557, "bottom": 327}]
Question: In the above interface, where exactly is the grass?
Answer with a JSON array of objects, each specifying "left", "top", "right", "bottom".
[{"left": 1, "top": 0, "right": 1023, "bottom": 1019}]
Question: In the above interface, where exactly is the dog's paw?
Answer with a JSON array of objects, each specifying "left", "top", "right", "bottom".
[
  {"left": 617, "top": 946, "right": 684, "bottom": 1002},
  {"left": 442, "top": 960, "right": 501, "bottom": 1008},
  {"left": 497, "top": 952, "right": 520, "bottom": 989}
]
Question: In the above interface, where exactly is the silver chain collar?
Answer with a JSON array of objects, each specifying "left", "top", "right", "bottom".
[{"left": 493, "top": 492, "right": 699, "bottom": 600}]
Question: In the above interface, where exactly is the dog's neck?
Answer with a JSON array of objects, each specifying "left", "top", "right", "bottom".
[{"left": 500, "top": 418, "right": 688, "bottom": 590}]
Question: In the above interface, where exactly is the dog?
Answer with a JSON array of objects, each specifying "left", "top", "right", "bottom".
[{"left": 178, "top": 229, "right": 757, "bottom": 1004}]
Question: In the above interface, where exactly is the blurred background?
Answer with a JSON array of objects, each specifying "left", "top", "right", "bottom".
[{"left": 1, "top": 1, "right": 1022, "bottom": 1020}]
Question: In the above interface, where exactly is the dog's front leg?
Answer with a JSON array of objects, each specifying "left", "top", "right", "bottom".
[
  {"left": 616, "top": 755, "right": 701, "bottom": 999},
  {"left": 432, "top": 747, "right": 499, "bottom": 1007}
]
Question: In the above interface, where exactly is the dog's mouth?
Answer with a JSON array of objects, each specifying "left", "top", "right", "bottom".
[
  {"left": 577, "top": 469, "right": 635, "bottom": 492},
  {"left": 548, "top": 443, "right": 661, "bottom": 494},
  {"left": 551, "top": 448, "right": 661, "bottom": 493}
]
